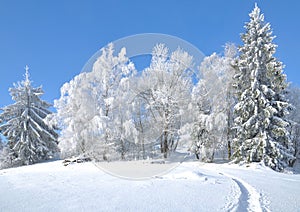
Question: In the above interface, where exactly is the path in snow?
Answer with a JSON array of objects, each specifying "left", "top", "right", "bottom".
[
  {"left": 231, "top": 176, "right": 264, "bottom": 212},
  {"left": 211, "top": 163, "right": 284, "bottom": 212},
  {"left": 219, "top": 171, "right": 263, "bottom": 212},
  {"left": 232, "top": 178, "right": 249, "bottom": 211},
  {"left": 203, "top": 162, "right": 265, "bottom": 212},
  {"left": 212, "top": 161, "right": 300, "bottom": 212}
]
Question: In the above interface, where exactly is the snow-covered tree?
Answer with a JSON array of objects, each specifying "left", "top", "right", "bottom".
[
  {"left": 48, "top": 72, "right": 97, "bottom": 158},
  {"left": 136, "top": 44, "right": 194, "bottom": 158},
  {"left": 232, "top": 5, "right": 295, "bottom": 171},
  {"left": 51, "top": 43, "right": 135, "bottom": 160},
  {"left": 190, "top": 88, "right": 211, "bottom": 161},
  {"left": 107, "top": 63, "right": 138, "bottom": 160},
  {"left": 0, "top": 141, "right": 10, "bottom": 168},
  {"left": 0, "top": 137, "right": 3, "bottom": 151},
  {"left": 190, "top": 44, "right": 236, "bottom": 162},
  {"left": 0, "top": 137, "right": 4, "bottom": 164},
  {"left": 287, "top": 86, "right": 300, "bottom": 165},
  {"left": 0, "top": 66, "right": 58, "bottom": 167},
  {"left": 223, "top": 44, "right": 238, "bottom": 159}
]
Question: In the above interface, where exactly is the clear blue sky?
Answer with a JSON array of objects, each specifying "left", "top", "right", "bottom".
[{"left": 0, "top": 0, "right": 299, "bottom": 108}]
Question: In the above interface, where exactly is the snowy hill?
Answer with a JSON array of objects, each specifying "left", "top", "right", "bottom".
[{"left": 0, "top": 160, "right": 299, "bottom": 212}]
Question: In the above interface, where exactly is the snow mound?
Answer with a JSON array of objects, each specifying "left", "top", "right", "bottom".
[{"left": 163, "top": 170, "right": 210, "bottom": 181}]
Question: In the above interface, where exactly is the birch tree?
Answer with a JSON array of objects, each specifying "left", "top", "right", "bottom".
[{"left": 137, "top": 44, "right": 194, "bottom": 158}]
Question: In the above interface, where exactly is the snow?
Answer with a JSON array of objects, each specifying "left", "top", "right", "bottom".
[
  {"left": 211, "top": 163, "right": 300, "bottom": 212},
  {"left": 0, "top": 159, "right": 299, "bottom": 211}
]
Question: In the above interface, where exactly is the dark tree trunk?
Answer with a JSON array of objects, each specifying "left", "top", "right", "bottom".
[
  {"left": 227, "top": 139, "right": 231, "bottom": 160},
  {"left": 163, "top": 131, "right": 168, "bottom": 158},
  {"left": 160, "top": 136, "right": 163, "bottom": 153}
]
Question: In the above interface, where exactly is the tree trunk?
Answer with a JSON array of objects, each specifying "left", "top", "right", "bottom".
[
  {"left": 160, "top": 136, "right": 163, "bottom": 153},
  {"left": 226, "top": 89, "right": 232, "bottom": 160},
  {"left": 227, "top": 139, "right": 231, "bottom": 160},
  {"left": 142, "top": 138, "right": 145, "bottom": 160},
  {"left": 163, "top": 131, "right": 168, "bottom": 158}
]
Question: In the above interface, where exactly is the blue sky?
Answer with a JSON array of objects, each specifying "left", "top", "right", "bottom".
[{"left": 0, "top": 0, "right": 299, "bottom": 108}]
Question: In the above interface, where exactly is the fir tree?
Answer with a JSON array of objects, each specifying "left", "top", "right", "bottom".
[
  {"left": 0, "top": 66, "right": 58, "bottom": 167},
  {"left": 232, "top": 4, "right": 295, "bottom": 171}
]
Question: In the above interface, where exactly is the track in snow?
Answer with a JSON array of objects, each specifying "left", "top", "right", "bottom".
[
  {"left": 232, "top": 178, "right": 251, "bottom": 211},
  {"left": 221, "top": 172, "right": 263, "bottom": 212}
]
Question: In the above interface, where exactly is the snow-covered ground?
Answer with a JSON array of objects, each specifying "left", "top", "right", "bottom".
[{"left": 0, "top": 159, "right": 299, "bottom": 212}]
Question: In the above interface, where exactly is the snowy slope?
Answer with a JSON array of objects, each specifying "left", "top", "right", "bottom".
[{"left": 0, "top": 160, "right": 299, "bottom": 212}]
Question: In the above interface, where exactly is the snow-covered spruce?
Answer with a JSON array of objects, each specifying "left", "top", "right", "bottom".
[
  {"left": 0, "top": 66, "right": 58, "bottom": 168},
  {"left": 232, "top": 4, "right": 295, "bottom": 171}
]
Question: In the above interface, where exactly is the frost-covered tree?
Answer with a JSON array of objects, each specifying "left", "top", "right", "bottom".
[
  {"left": 123, "top": 71, "right": 163, "bottom": 160},
  {"left": 287, "top": 86, "right": 300, "bottom": 164},
  {"left": 0, "top": 137, "right": 4, "bottom": 164},
  {"left": 48, "top": 72, "right": 97, "bottom": 158},
  {"left": 137, "top": 44, "right": 194, "bottom": 158},
  {"left": 0, "top": 66, "right": 58, "bottom": 167},
  {"left": 232, "top": 5, "right": 295, "bottom": 171},
  {"left": 190, "top": 45, "right": 236, "bottom": 162},
  {"left": 108, "top": 63, "right": 138, "bottom": 160},
  {"left": 223, "top": 44, "right": 238, "bottom": 159},
  {"left": 0, "top": 141, "right": 10, "bottom": 167},
  {"left": 0, "top": 137, "right": 3, "bottom": 151},
  {"left": 84, "top": 44, "right": 135, "bottom": 161},
  {"left": 190, "top": 81, "right": 211, "bottom": 161},
  {"left": 51, "top": 43, "right": 135, "bottom": 160}
]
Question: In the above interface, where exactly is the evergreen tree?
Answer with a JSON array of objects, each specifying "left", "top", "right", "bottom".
[
  {"left": 232, "top": 4, "right": 295, "bottom": 171},
  {"left": 0, "top": 66, "right": 58, "bottom": 167}
]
